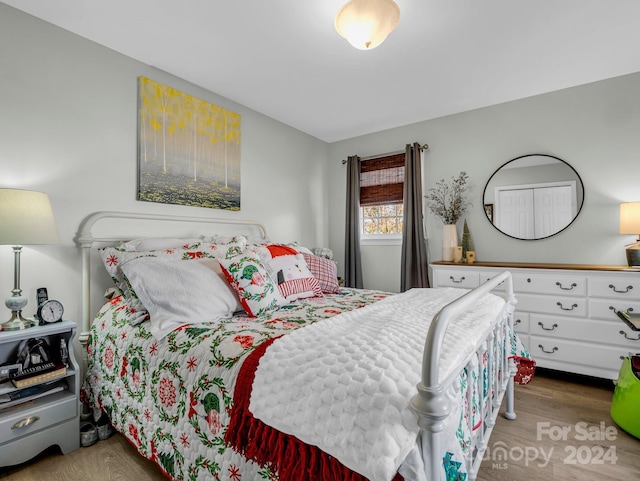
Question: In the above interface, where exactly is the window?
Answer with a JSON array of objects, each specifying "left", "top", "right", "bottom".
[{"left": 359, "top": 153, "right": 404, "bottom": 243}]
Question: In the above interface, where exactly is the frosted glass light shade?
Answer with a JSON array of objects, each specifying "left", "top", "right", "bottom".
[
  {"left": 335, "top": 0, "right": 400, "bottom": 50},
  {"left": 0, "top": 189, "right": 59, "bottom": 245},
  {"left": 620, "top": 202, "right": 640, "bottom": 237}
]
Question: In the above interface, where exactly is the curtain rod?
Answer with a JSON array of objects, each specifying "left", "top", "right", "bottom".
[{"left": 341, "top": 143, "right": 429, "bottom": 164}]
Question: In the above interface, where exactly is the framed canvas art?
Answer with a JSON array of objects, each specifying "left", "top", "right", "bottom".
[{"left": 137, "top": 77, "right": 241, "bottom": 210}]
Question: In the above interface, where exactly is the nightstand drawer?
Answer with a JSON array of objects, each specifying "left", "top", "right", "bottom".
[
  {"left": 589, "top": 277, "right": 640, "bottom": 300},
  {"left": 0, "top": 390, "right": 76, "bottom": 444},
  {"left": 434, "top": 269, "right": 479, "bottom": 289},
  {"left": 513, "top": 273, "right": 587, "bottom": 296},
  {"left": 517, "top": 293, "right": 587, "bottom": 318}
]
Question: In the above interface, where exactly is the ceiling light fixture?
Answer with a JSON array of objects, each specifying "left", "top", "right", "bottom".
[{"left": 334, "top": 0, "right": 400, "bottom": 50}]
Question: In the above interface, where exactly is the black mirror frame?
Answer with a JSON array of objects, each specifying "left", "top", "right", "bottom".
[{"left": 482, "top": 154, "right": 585, "bottom": 241}]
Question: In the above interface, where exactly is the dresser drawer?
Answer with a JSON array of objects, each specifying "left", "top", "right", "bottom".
[
  {"left": 513, "top": 273, "right": 587, "bottom": 296},
  {"left": 517, "top": 334, "right": 530, "bottom": 352},
  {"left": 589, "top": 277, "right": 640, "bottom": 300},
  {"left": 479, "top": 270, "right": 508, "bottom": 291},
  {"left": 530, "top": 336, "right": 632, "bottom": 374},
  {"left": 512, "top": 312, "right": 529, "bottom": 334},
  {"left": 530, "top": 314, "right": 640, "bottom": 348},
  {"left": 517, "top": 293, "right": 587, "bottom": 318},
  {"left": 589, "top": 298, "right": 640, "bottom": 321},
  {"left": 0, "top": 391, "right": 76, "bottom": 444},
  {"left": 434, "top": 269, "right": 480, "bottom": 289}
]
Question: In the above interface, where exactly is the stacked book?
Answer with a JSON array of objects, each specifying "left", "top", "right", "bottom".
[
  {"left": 10, "top": 362, "right": 67, "bottom": 388},
  {"left": 0, "top": 363, "right": 68, "bottom": 411}
]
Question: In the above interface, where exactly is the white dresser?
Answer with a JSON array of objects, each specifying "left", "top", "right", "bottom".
[{"left": 431, "top": 262, "right": 640, "bottom": 380}]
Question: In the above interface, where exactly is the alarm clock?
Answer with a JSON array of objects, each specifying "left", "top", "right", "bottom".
[{"left": 37, "top": 299, "right": 64, "bottom": 324}]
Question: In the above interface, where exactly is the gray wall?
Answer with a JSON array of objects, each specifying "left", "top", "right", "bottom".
[
  {"left": 0, "top": 4, "right": 329, "bottom": 323},
  {"left": 328, "top": 73, "right": 640, "bottom": 292}
]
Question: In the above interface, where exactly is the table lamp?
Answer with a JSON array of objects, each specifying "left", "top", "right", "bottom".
[
  {"left": 620, "top": 202, "right": 640, "bottom": 267},
  {"left": 0, "top": 188, "right": 59, "bottom": 331}
]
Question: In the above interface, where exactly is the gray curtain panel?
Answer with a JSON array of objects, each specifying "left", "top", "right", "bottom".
[
  {"left": 344, "top": 155, "right": 363, "bottom": 288},
  {"left": 401, "top": 143, "right": 429, "bottom": 291}
]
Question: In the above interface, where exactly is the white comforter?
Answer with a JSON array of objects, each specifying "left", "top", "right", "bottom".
[{"left": 249, "top": 287, "right": 506, "bottom": 481}]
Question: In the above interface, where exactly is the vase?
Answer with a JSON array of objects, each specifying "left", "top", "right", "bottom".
[{"left": 442, "top": 224, "right": 458, "bottom": 262}]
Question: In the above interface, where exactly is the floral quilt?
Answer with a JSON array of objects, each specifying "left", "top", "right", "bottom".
[
  {"left": 84, "top": 288, "right": 391, "bottom": 480},
  {"left": 83, "top": 288, "right": 530, "bottom": 481}
]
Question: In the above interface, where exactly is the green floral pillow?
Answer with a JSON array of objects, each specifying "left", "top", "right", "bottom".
[{"left": 218, "top": 253, "right": 287, "bottom": 317}]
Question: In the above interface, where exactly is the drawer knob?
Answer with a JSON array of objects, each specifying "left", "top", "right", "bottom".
[
  {"left": 12, "top": 416, "right": 40, "bottom": 430},
  {"left": 556, "top": 282, "right": 577, "bottom": 291},
  {"left": 619, "top": 330, "right": 640, "bottom": 341},
  {"left": 609, "top": 284, "right": 633, "bottom": 294},
  {"left": 449, "top": 276, "right": 465, "bottom": 283},
  {"left": 556, "top": 302, "right": 578, "bottom": 311},
  {"left": 514, "top": 319, "right": 521, "bottom": 325},
  {"left": 537, "top": 321, "right": 558, "bottom": 331},
  {"left": 538, "top": 344, "right": 558, "bottom": 354}
]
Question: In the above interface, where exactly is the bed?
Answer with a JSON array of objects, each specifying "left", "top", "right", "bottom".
[{"left": 77, "top": 211, "right": 533, "bottom": 481}]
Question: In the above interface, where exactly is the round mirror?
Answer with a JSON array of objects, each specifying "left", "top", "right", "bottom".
[{"left": 483, "top": 154, "right": 584, "bottom": 240}]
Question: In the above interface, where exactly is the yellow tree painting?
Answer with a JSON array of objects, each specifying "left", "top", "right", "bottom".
[{"left": 137, "top": 77, "right": 241, "bottom": 210}]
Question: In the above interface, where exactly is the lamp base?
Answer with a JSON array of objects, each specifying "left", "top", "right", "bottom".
[
  {"left": 626, "top": 244, "right": 640, "bottom": 267},
  {"left": 1, "top": 310, "right": 35, "bottom": 331}
]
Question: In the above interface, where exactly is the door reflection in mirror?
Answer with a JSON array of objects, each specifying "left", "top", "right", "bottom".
[{"left": 483, "top": 155, "right": 584, "bottom": 240}]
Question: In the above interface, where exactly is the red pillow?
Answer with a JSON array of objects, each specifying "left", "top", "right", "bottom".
[{"left": 301, "top": 253, "right": 340, "bottom": 294}]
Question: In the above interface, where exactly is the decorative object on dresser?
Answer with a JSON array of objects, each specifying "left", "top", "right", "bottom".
[
  {"left": 442, "top": 224, "right": 458, "bottom": 261},
  {"left": 425, "top": 171, "right": 470, "bottom": 261},
  {"left": 620, "top": 201, "right": 640, "bottom": 267},
  {"left": 461, "top": 218, "right": 474, "bottom": 261},
  {"left": 453, "top": 245, "right": 463, "bottom": 263},
  {"left": 0, "top": 189, "right": 59, "bottom": 331},
  {"left": 432, "top": 261, "right": 640, "bottom": 380}
]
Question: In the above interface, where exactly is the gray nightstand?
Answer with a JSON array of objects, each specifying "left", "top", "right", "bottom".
[{"left": 0, "top": 320, "right": 80, "bottom": 466}]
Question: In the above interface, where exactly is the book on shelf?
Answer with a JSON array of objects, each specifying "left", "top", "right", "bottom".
[
  {"left": 10, "top": 364, "right": 67, "bottom": 388},
  {"left": 0, "top": 379, "right": 67, "bottom": 411}
]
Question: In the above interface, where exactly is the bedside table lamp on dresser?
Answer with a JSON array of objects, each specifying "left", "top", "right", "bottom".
[
  {"left": 620, "top": 201, "right": 640, "bottom": 267},
  {"left": 0, "top": 188, "right": 59, "bottom": 331}
]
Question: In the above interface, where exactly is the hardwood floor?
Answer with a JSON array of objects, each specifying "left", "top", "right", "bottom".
[{"left": 1, "top": 369, "right": 639, "bottom": 480}]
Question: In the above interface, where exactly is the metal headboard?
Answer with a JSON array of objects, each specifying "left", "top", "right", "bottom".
[{"left": 75, "top": 211, "right": 267, "bottom": 355}]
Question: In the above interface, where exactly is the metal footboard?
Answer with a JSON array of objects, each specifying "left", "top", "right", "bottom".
[{"left": 410, "top": 271, "right": 517, "bottom": 481}]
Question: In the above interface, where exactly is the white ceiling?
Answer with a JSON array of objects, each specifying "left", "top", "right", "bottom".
[{"left": 4, "top": 0, "right": 640, "bottom": 142}]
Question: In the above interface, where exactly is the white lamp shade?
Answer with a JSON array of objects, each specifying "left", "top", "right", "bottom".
[
  {"left": 335, "top": 0, "right": 400, "bottom": 50},
  {"left": 0, "top": 188, "right": 59, "bottom": 245},
  {"left": 620, "top": 202, "right": 640, "bottom": 235}
]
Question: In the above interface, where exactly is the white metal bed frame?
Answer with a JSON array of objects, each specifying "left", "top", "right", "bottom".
[{"left": 76, "top": 211, "right": 517, "bottom": 481}]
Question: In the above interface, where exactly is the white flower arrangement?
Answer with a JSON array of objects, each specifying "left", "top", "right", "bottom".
[{"left": 425, "top": 171, "right": 471, "bottom": 224}]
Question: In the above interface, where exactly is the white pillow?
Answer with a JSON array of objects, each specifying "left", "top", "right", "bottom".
[{"left": 120, "top": 257, "right": 242, "bottom": 340}]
